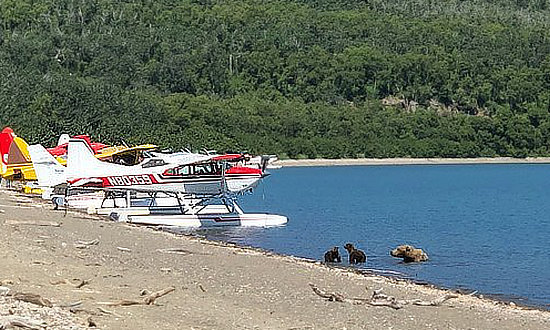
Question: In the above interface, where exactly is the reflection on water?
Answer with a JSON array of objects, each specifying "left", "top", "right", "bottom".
[{"left": 170, "top": 165, "right": 550, "bottom": 309}]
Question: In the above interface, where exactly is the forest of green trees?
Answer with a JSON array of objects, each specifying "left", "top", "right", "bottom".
[{"left": 2, "top": 0, "right": 550, "bottom": 158}]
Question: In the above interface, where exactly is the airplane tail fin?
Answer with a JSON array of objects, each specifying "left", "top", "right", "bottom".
[
  {"left": 8, "top": 137, "right": 32, "bottom": 165},
  {"left": 28, "top": 144, "right": 66, "bottom": 188},
  {"left": 0, "top": 127, "right": 15, "bottom": 175},
  {"left": 4, "top": 135, "right": 35, "bottom": 180},
  {"left": 57, "top": 134, "right": 70, "bottom": 146},
  {"left": 67, "top": 138, "right": 110, "bottom": 180}
]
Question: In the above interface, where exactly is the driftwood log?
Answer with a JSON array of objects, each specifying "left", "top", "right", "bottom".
[
  {"left": 410, "top": 294, "right": 458, "bottom": 306},
  {"left": 309, "top": 284, "right": 346, "bottom": 302},
  {"left": 310, "top": 284, "right": 457, "bottom": 310},
  {"left": 49, "top": 278, "right": 91, "bottom": 289},
  {"left": 97, "top": 287, "right": 175, "bottom": 306},
  {"left": 0, "top": 316, "right": 44, "bottom": 330},
  {"left": 74, "top": 239, "right": 100, "bottom": 249},
  {"left": 12, "top": 292, "right": 53, "bottom": 308}
]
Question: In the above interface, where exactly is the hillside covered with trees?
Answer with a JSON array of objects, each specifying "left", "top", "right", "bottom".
[{"left": 2, "top": 0, "right": 550, "bottom": 158}]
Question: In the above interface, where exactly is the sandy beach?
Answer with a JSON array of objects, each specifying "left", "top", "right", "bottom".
[
  {"left": 275, "top": 157, "right": 550, "bottom": 167},
  {"left": 0, "top": 190, "right": 549, "bottom": 329}
]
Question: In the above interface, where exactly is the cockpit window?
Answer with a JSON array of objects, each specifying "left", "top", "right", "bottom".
[
  {"left": 163, "top": 163, "right": 221, "bottom": 176},
  {"left": 142, "top": 159, "right": 168, "bottom": 168},
  {"left": 112, "top": 150, "right": 143, "bottom": 166}
]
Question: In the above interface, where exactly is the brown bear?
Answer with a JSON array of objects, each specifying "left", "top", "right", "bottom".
[
  {"left": 344, "top": 243, "right": 366, "bottom": 264},
  {"left": 324, "top": 246, "right": 342, "bottom": 263},
  {"left": 390, "top": 245, "right": 428, "bottom": 262}
]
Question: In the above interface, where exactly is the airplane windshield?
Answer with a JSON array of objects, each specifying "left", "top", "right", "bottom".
[
  {"left": 111, "top": 150, "right": 143, "bottom": 166},
  {"left": 142, "top": 159, "right": 167, "bottom": 168},
  {"left": 164, "top": 163, "right": 222, "bottom": 176}
]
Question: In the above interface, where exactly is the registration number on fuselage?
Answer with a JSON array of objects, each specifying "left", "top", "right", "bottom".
[{"left": 107, "top": 174, "right": 153, "bottom": 186}]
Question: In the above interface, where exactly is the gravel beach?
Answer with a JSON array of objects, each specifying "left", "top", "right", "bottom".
[{"left": 0, "top": 189, "right": 548, "bottom": 329}]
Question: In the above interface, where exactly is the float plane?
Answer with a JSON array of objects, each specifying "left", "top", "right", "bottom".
[{"left": 28, "top": 138, "right": 266, "bottom": 197}]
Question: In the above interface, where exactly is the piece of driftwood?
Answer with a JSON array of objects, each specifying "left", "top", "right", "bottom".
[
  {"left": 74, "top": 239, "right": 99, "bottom": 249},
  {"left": 0, "top": 280, "right": 14, "bottom": 286},
  {"left": 368, "top": 300, "right": 406, "bottom": 309},
  {"left": 309, "top": 284, "right": 369, "bottom": 304},
  {"left": 368, "top": 290, "right": 407, "bottom": 309},
  {"left": 97, "top": 287, "right": 175, "bottom": 306},
  {"left": 143, "top": 287, "right": 176, "bottom": 305},
  {"left": 410, "top": 294, "right": 458, "bottom": 306},
  {"left": 116, "top": 247, "right": 131, "bottom": 252},
  {"left": 4, "top": 219, "right": 60, "bottom": 227},
  {"left": 68, "top": 308, "right": 100, "bottom": 316},
  {"left": 49, "top": 279, "right": 70, "bottom": 285},
  {"left": 310, "top": 284, "right": 457, "bottom": 310},
  {"left": 156, "top": 248, "right": 193, "bottom": 255},
  {"left": 12, "top": 292, "right": 53, "bottom": 308},
  {"left": 57, "top": 300, "right": 83, "bottom": 308},
  {"left": 75, "top": 279, "right": 91, "bottom": 289},
  {"left": 97, "top": 307, "right": 117, "bottom": 316},
  {"left": 49, "top": 278, "right": 91, "bottom": 289},
  {"left": 96, "top": 307, "right": 122, "bottom": 318},
  {"left": 309, "top": 284, "right": 346, "bottom": 302},
  {"left": 369, "top": 289, "right": 457, "bottom": 308},
  {"left": 0, "top": 316, "right": 44, "bottom": 330}
]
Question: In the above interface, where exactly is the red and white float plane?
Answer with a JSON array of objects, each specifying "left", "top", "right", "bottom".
[
  {"left": 65, "top": 138, "right": 265, "bottom": 195},
  {"left": 28, "top": 138, "right": 286, "bottom": 228}
]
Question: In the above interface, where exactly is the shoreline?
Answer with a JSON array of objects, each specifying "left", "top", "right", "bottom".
[
  {"left": 185, "top": 231, "right": 547, "bottom": 312},
  {"left": 275, "top": 157, "right": 550, "bottom": 167},
  {"left": 1, "top": 190, "right": 549, "bottom": 329}
]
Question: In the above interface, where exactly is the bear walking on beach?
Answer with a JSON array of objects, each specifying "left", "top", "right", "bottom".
[
  {"left": 390, "top": 245, "right": 429, "bottom": 262},
  {"left": 324, "top": 246, "right": 341, "bottom": 263},
  {"left": 344, "top": 243, "right": 366, "bottom": 264}
]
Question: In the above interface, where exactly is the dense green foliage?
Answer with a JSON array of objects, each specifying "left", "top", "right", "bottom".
[{"left": 2, "top": 0, "right": 550, "bottom": 158}]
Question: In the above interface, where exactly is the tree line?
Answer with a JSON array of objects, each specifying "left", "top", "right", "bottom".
[{"left": 1, "top": 0, "right": 550, "bottom": 158}]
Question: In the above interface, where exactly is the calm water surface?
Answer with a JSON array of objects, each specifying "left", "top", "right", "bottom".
[{"left": 184, "top": 165, "right": 550, "bottom": 308}]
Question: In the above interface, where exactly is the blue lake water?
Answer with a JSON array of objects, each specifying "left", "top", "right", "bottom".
[{"left": 184, "top": 165, "right": 550, "bottom": 308}]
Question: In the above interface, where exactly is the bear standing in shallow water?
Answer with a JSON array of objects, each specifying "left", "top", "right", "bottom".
[
  {"left": 390, "top": 245, "right": 428, "bottom": 262},
  {"left": 324, "top": 246, "right": 341, "bottom": 263},
  {"left": 344, "top": 243, "right": 366, "bottom": 264}
]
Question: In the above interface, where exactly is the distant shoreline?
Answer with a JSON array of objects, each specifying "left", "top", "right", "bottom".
[{"left": 274, "top": 157, "right": 550, "bottom": 167}]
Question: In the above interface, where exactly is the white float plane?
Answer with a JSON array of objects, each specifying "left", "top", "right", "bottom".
[
  {"left": 29, "top": 138, "right": 287, "bottom": 228},
  {"left": 29, "top": 138, "right": 266, "bottom": 196}
]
